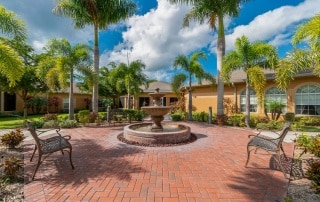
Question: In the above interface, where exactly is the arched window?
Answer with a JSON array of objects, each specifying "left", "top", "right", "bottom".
[
  {"left": 295, "top": 84, "right": 320, "bottom": 115},
  {"left": 265, "top": 87, "right": 287, "bottom": 113},
  {"left": 240, "top": 89, "right": 257, "bottom": 112}
]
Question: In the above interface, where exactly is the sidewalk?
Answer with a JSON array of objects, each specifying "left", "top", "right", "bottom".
[{"left": 23, "top": 123, "right": 296, "bottom": 201}]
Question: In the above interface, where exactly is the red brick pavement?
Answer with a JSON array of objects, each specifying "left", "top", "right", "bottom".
[{"left": 23, "top": 122, "right": 294, "bottom": 202}]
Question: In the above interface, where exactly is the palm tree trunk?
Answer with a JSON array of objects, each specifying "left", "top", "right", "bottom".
[
  {"left": 69, "top": 70, "right": 74, "bottom": 120},
  {"left": 216, "top": 15, "right": 225, "bottom": 115},
  {"left": 245, "top": 78, "right": 250, "bottom": 128},
  {"left": 92, "top": 25, "right": 100, "bottom": 113},
  {"left": 127, "top": 93, "right": 131, "bottom": 109},
  {"left": 188, "top": 75, "right": 193, "bottom": 121}
]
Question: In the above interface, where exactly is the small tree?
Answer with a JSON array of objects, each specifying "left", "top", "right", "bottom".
[{"left": 264, "top": 100, "right": 285, "bottom": 121}]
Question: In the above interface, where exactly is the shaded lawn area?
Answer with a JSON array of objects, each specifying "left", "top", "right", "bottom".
[
  {"left": 0, "top": 114, "right": 43, "bottom": 129},
  {"left": 295, "top": 125, "right": 320, "bottom": 132}
]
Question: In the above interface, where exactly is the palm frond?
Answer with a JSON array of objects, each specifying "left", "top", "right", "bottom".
[
  {"left": 0, "top": 42, "right": 24, "bottom": 86},
  {"left": 247, "top": 66, "right": 266, "bottom": 106}
]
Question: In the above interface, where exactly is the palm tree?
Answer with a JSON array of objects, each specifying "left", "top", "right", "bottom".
[
  {"left": 38, "top": 38, "right": 92, "bottom": 120},
  {"left": 0, "top": 5, "right": 27, "bottom": 86},
  {"left": 222, "top": 35, "right": 278, "bottom": 127},
  {"left": 172, "top": 51, "right": 214, "bottom": 121},
  {"left": 168, "top": 0, "right": 249, "bottom": 115},
  {"left": 276, "top": 13, "right": 320, "bottom": 89},
  {"left": 108, "top": 60, "right": 151, "bottom": 109},
  {"left": 53, "top": 0, "right": 137, "bottom": 113}
]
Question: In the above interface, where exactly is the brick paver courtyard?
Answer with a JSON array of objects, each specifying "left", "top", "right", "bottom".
[{"left": 23, "top": 122, "right": 294, "bottom": 201}]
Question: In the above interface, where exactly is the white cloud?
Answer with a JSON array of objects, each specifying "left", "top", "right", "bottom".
[
  {"left": 101, "top": 0, "right": 212, "bottom": 80},
  {"left": 2, "top": 0, "right": 92, "bottom": 52},
  {"left": 222, "top": 0, "right": 320, "bottom": 52}
]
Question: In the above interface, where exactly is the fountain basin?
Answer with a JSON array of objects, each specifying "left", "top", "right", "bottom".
[{"left": 124, "top": 123, "right": 191, "bottom": 144}]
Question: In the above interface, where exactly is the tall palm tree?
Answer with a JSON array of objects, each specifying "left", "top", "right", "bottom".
[
  {"left": 222, "top": 35, "right": 278, "bottom": 127},
  {"left": 276, "top": 13, "right": 320, "bottom": 89},
  {"left": 38, "top": 38, "right": 92, "bottom": 120},
  {"left": 53, "top": 0, "right": 137, "bottom": 113},
  {"left": 172, "top": 51, "right": 214, "bottom": 121},
  {"left": 0, "top": 5, "right": 27, "bottom": 86},
  {"left": 108, "top": 60, "right": 150, "bottom": 109},
  {"left": 168, "top": 0, "right": 249, "bottom": 115}
]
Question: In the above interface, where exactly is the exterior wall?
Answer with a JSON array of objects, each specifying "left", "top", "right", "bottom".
[
  {"left": 185, "top": 85, "right": 236, "bottom": 114},
  {"left": 187, "top": 76, "right": 320, "bottom": 116},
  {"left": 5, "top": 92, "right": 91, "bottom": 114},
  {"left": 2, "top": 76, "right": 319, "bottom": 117},
  {"left": 131, "top": 92, "right": 178, "bottom": 109}
]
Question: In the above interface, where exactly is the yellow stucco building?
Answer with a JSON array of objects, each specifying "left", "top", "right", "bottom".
[
  {"left": 188, "top": 70, "right": 320, "bottom": 117},
  {"left": 1, "top": 71, "right": 319, "bottom": 117}
]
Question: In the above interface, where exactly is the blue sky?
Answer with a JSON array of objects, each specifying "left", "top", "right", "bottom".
[{"left": 1, "top": 0, "right": 320, "bottom": 82}]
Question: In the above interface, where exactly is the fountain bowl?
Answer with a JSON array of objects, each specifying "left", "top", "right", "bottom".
[
  {"left": 124, "top": 123, "right": 191, "bottom": 144},
  {"left": 141, "top": 106, "right": 172, "bottom": 116}
]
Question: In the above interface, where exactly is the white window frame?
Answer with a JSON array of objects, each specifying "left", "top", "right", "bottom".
[
  {"left": 264, "top": 87, "right": 287, "bottom": 113},
  {"left": 63, "top": 98, "right": 76, "bottom": 110},
  {"left": 295, "top": 84, "right": 320, "bottom": 115},
  {"left": 240, "top": 89, "right": 257, "bottom": 112}
]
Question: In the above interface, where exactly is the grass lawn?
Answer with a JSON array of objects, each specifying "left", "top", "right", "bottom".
[
  {"left": 0, "top": 114, "right": 43, "bottom": 129},
  {"left": 295, "top": 125, "right": 320, "bottom": 132}
]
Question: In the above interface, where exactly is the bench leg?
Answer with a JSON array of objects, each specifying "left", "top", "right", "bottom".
[
  {"left": 32, "top": 154, "right": 42, "bottom": 180},
  {"left": 69, "top": 147, "right": 74, "bottom": 169},
  {"left": 30, "top": 145, "right": 37, "bottom": 162},
  {"left": 245, "top": 145, "right": 252, "bottom": 167}
]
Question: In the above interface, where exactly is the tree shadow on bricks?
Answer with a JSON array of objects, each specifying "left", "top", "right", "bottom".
[
  {"left": 24, "top": 138, "right": 146, "bottom": 185},
  {"left": 227, "top": 154, "right": 293, "bottom": 201}
]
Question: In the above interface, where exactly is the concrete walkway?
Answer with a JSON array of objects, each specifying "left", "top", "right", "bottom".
[{"left": 21, "top": 122, "right": 300, "bottom": 202}]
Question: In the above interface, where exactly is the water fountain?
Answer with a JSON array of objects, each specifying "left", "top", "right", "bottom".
[{"left": 123, "top": 88, "right": 192, "bottom": 145}]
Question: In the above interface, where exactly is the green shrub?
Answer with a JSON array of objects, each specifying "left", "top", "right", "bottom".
[
  {"left": 192, "top": 111, "right": 208, "bottom": 122},
  {"left": 171, "top": 114, "right": 182, "bottom": 121},
  {"left": 44, "top": 113, "right": 58, "bottom": 121},
  {"left": 42, "top": 120, "right": 59, "bottom": 128},
  {"left": 57, "top": 114, "right": 69, "bottom": 122},
  {"left": 249, "top": 114, "right": 260, "bottom": 128},
  {"left": 30, "top": 118, "right": 45, "bottom": 129},
  {"left": 310, "top": 135, "right": 320, "bottom": 157},
  {"left": 256, "top": 120, "right": 283, "bottom": 130},
  {"left": 98, "top": 112, "right": 107, "bottom": 121},
  {"left": 133, "top": 110, "right": 146, "bottom": 121},
  {"left": 284, "top": 112, "right": 295, "bottom": 122},
  {"left": 296, "top": 132, "right": 312, "bottom": 148},
  {"left": 306, "top": 160, "right": 320, "bottom": 193},
  {"left": 78, "top": 110, "right": 90, "bottom": 124},
  {"left": 170, "top": 109, "right": 187, "bottom": 121},
  {"left": 299, "top": 117, "right": 320, "bottom": 126},
  {"left": 0, "top": 129, "right": 25, "bottom": 149},
  {"left": 59, "top": 120, "right": 78, "bottom": 128},
  {"left": 124, "top": 109, "right": 135, "bottom": 123},
  {"left": 296, "top": 133, "right": 320, "bottom": 158},
  {"left": 227, "top": 113, "right": 244, "bottom": 126}
]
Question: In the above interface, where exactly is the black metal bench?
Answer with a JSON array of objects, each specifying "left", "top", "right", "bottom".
[{"left": 26, "top": 122, "right": 74, "bottom": 180}]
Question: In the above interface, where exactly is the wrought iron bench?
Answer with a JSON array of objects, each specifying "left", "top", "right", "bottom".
[
  {"left": 26, "top": 122, "right": 74, "bottom": 180},
  {"left": 245, "top": 122, "right": 291, "bottom": 178}
]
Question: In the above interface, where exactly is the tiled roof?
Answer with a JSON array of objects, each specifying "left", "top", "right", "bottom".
[
  {"left": 229, "top": 69, "right": 314, "bottom": 83},
  {"left": 191, "top": 69, "right": 314, "bottom": 86},
  {"left": 142, "top": 81, "right": 172, "bottom": 93}
]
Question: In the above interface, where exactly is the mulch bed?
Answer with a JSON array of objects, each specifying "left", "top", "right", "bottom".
[{"left": 117, "top": 132, "right": 198, "bottom": 147}]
